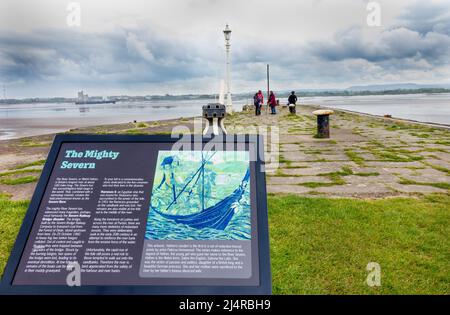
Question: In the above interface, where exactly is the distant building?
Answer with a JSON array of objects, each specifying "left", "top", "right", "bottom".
[
  {"left": 77, "top": 91, "right": 88, "bottom": 103},
  {"left": 75, "top": 90, "right": 115, "bottom": 105}
]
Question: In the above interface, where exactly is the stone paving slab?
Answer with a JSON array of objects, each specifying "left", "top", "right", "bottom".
[
  {"left": 344, "top": 174, "right": 399, "bottom": 184},
  {"left": 351, "top": 167, "right": 383, "bottom": 173},
  {"left": 402, "top": 172, "right": 450, "bottom": 183},
  {"left": 300, "top": 161, "right": 360, "bottom": 169},
  {"left": 317, "top": 153, "right": 349, "bottom": 161},
  {"left": 267, "top": 185, "right": 313, "bottom": 194},
  {"left": 282, "top": 166, "right": 342, "bottom": 176},
  {"left": 315, "top": 183, "right": 394, "bottom": 196},
  {"left": 281, "top": 152, "right": 321, "bottom": 162},
  {"left": 0, "top": 153, "right": 46, "bottom": 172},
  {"left": 280, "top": 144, "right": 302, "bottom": 152},
  {"left": 268, "top": 176, "right": 333, "bottom": 185},
  {"left": 377, "top": 167, "right": 419, "bottom": 176},
  {"left": 389, "top": 183, "right": 448, "bottom": 194},
  {"left": 364, "top": 161, "right": 425, "bottom": 168}
]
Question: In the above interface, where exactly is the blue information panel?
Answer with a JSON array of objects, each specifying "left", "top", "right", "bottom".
[{"left": 0, "top": 135, "right": 271, "bottom": 295}]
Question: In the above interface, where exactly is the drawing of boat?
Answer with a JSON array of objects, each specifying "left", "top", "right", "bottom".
[{"left": 151, "top": 152, "right": 250, "bottom": 231}]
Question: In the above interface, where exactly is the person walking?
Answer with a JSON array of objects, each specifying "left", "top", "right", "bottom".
[
  {"left": 253, "top": 92, "right": 261, "bottom": 116},
  {"left": 268, "top": 91, "right": 277, "bottom": 115},
  {"left": 288, "top": 91, "right": 298, "bottom": 114}
]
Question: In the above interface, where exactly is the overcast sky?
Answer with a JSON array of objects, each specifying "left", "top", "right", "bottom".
[{"left": 0, "top": 0, "right": 449, "bottom": 98}]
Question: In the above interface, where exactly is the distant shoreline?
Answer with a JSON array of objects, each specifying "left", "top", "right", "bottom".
[{"left": 1, "top": 90, "right": 450, "bottom": 105}]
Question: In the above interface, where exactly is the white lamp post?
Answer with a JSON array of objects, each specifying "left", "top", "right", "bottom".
[{"left": 223, "top": 24, "right": 233, "bottom": 113}]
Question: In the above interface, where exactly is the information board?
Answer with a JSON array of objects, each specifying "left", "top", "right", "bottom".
[{"left": 0, "top": 134, "right": 271, "bottom": 295}]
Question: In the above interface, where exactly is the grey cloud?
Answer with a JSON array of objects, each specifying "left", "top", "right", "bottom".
[
  {"left": 311, "top": 1, "right": 450, "bottom": 66},
  {"left": 396, "top": 0, "right": 450, "bottom": 35},
  {"left": 1, "top": 0, "right": 449, "bottom": 97},
  {"left": 311, "top": 26, "right": 450, "bottom": 64},
  {"left": 0, "top": 28, "right": 217, "bottom": 85}
]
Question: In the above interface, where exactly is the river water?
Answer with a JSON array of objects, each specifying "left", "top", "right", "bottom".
[
  {"left": 301, "top": 93, "right": 450, "bottom": 126},
  {"left": 0, "top": 93, "right": 449, "bottom": 140},
  {"left": 0, "top": 99, "right": 247, "bottom": 140}
]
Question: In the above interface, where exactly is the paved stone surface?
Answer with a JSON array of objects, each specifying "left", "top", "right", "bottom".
[
  {"left": 267, "top": 185, "right": 313, "bottom": 194},
  {"left": 268, "top": 176, "right": 333, "bottom": 185},
  {"left": 0, "top": 105, "right": 449, "bottom": 199},
  {"left": 230, "top": 105, "right": 450, "bottom": 198}
]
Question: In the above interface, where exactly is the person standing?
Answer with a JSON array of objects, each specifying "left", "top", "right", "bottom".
[
  {"left": 268, "top": 91, "right": 277, "bottom": 114},
  {"left": 288, "top": 91, "right": 298, "bottom": 114},
  {"left": 253, "top": 92, "right": 261, "bottom": 116},
  {"left": 257, "top": 90, "right": 264, "bottom": 105}
]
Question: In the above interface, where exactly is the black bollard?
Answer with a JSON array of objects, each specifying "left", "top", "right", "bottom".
[{"left": 313, "top": 110, "right": 334, "bottom": 138}]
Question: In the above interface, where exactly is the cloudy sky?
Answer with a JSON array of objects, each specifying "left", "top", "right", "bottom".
[{"left": 0, "top": 0, "right": 449, "bottom": 98}]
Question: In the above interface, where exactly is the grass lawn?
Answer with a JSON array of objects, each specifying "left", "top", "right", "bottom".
[
  {"left": 269, "top": 194, "right": 449, "bottom": 294},
  {"left": 0, "top": 195, "right": 29, "bottom": 275},
  {"left": 0, "top": 193, "right": 448, "bottom": 294}
]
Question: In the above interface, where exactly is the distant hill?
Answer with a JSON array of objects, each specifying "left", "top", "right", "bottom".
[{"left": 347, "top": 83, "right": 450, "bottom": 91}]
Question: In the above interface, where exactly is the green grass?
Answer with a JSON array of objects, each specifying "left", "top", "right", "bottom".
[
  {"left": 354, "top": 172, "right": 379, "bottom": 177},
  {"left": 123, "top": 129, "right": 150, "bottom": 135},
  {"left": 318, "top": 166, "right": 379, "bottom": 178},
  {"left": 398, "top": 178, "right": 450, "bottom": 190},
  {"left": 301, "top": 170, "right": 346, "bottom": 188},
  {"left": 0, "top": 169, "right": 41, "bottom": 178},
  {"left": 0, "top": 176, "right": 39, "bottom": 185},
  {"left": 12, "top": 159, "right": 46, "bottom": 170},
  {"left": 344, "top": 149, "right": 365, "bottom": 166},
  {"left": 373, "top": 150, "right": 423, "bottom": 162},
  {"left": 384, "top": 122, "right": 435, "bottom": 133},
  {"left": 300, "top": 181, "right": 342, "bottom": 188},
  {"left": 285, "top": 165, "right": 308, "bottom": 169},
  {"left": 134, "top": 122, "right": 149, "bottom": 128},
  {"left": 18, "top": 140, "right": 50, "bottom": 147},
  {"left": 279, "top": 155, "right": 292, "bottom": 167},
  {"left": 410, "top": 132, "right": 431, "bottom": 139},
  {"left": 0, "top": 195, "right": 29, "bottom": 273},
  {"left": 285, "top": 114, "right": 304, "bottom": 122},
  {"left": 269, "top": 194, "right": 450, "bottom": 294},
  {"left": 434, "top": 140, "right": 450, "bottom": 146},
  {"left": 1, "top": 191, "right": 449, "bottom": 294},
  {"left": 422, "top": 162, "right": 450, "bottom": 175},
  {"left": 304, "top": 150, "right": 326, "bottom": 155},
  {"left": 365, "top": 146, "right": 424, "bottom": 162}
]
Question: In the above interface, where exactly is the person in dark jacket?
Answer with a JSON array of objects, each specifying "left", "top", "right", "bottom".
[
  {"left": 288, "top": 91, "right": 298, "bottom": 114},
  {"left": 253, "top": 92, "right": 261, "bottom": 115},
  {"left": 268, "top": 91, "right": 277, "bottom": 114}
]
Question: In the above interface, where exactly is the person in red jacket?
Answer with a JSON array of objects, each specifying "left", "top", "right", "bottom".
[
  {"left": 257, "top": 90, "right": 264, "bottom": 105},
  {"left": 268, "top": 91, "right": 277, "bottom": 114}
]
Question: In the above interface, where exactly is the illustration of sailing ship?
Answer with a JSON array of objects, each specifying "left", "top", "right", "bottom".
[{"left": 151, "top": 151, "right": 250, "bottom": 231}]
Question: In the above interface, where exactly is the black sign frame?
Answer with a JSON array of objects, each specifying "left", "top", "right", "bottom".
[{"left": 0, "top": 134, "right": 271, "bottom": 295}]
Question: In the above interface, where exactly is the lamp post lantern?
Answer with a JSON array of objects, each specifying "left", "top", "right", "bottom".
[{"left": 223, "top": 24, "right": 233, "bottom": 113}]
